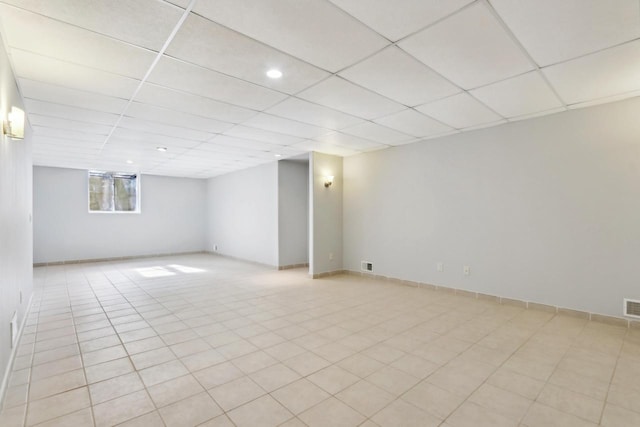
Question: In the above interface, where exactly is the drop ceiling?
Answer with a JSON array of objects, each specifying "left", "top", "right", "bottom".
[{"left": 0, "top": 0, "right": 638, "bottom": 178}]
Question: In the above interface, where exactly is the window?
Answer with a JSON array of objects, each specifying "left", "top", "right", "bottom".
[{"left": 89, "top": 171, "right": 140, "bottom": 213}]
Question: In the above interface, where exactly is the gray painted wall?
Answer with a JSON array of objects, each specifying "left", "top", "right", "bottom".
[
  {"left": 343, "top": 97, "right": 640, "bottom": 318},
  {"left": 278, "top": 160, "right": 309, "bottom": 267},
  {"left": 0, "top": 35, "right": 33, "bottom": 403},
  {"left": 310, "top": 152, "right": 343, "bottom": 275},
  {"left": 206, "top": 162, "right": 278, "bottom": 266},
  {"left": 33, "top": 166, "right": 207, "bottom": 263}
]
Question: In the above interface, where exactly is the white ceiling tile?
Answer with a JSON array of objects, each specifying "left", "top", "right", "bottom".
[
  {"left": 340, "top": 122, "right": 412, "bottom": 145},
  {"left": 461, "top": 119, "right": 508, "bottom": 132},
  {"left": 508, "top": 107, "right": 567, "bottom": 122},
  {"left": 223, "top": 125, "right": 305, "bottom": 146},
  {"left": 166, "top": 13, "right": 329, "bottom": 94},
  {"left": 542, "top": 40, "right": 640, "bottom": 105},
  {"left": 290, "top": 140, "right": 360, "bottom": 157},
  {"left": 490, "top": 0, "right": 640, "bottom": 66},
  {"left": 339, "top": 46, "right": 461, "bottom": 106},
  {"left": 147, "top": 56, "right": 287, "bottom": 110},
  {"left": 0, "top": 0, "right": 183, "bottom": 50},
  {"left": 316, "top": 132, "right": 389, "bottom": 151},
  {"left": 329, "top": 0, "right": 473, "bottom": 41},
  {"left": 263, "top": 97, "right": 363, "bottom": 130},
  {"left": 20, "top": 79, "right": 129, "bottom": 114},
  {"left": 416, "top": 92, "right": 502, "bottom": 129},
  {"left": 297, "top": 76, "right": 406, "bottom": 119},
  {"left": 110, "top": 128, "right": 203, "bottom": 149},
  {"left": 24, "top": 99, "right": 120, "bottom": 126},
  {"left": 125, "top": 103, "right": 234, "bottom": 134},
  {"left": 399, "top": 2, "right": 533, "bottom": 89},
  {"left": 117, "top": 117, "right": 213, "bottom": 142},
  {"left": 241, "top": 113, "right": 330, "bottom": 139},
  {"left": 31, "top": 126, "right": 107, "bottom": 143},
  {"left": 11, "top": 50, "right": 139, "bottom": 98},
  {"left": 209, "top": 135, "right": 282, "bottom": 152},
  {"left": 29, "top": 114, "right": 113, "bottom": 135},
  {"left": 470, "top": 71, "right": 563, "bottom": 117},
  {"left": 134, "top": 83, "right": 257, "bottom": 124},
  {"left": 0, "top": 6, "right": 155, "bottom": 79},
  {"left": 373, "top": 108, "right": 453, "bottom": 137},
  {"left": 193, "top": 0, "right": 389, "bottom": 72}
]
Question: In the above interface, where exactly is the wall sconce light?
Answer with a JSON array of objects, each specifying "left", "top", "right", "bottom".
[
  {"left": 324, "top": 175, "right": 334, "bottom": 188},
  {"left": 2, "top": 106, "right": 25, "bottom": 140}
]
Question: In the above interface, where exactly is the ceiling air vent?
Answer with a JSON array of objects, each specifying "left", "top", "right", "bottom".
[{"left": 624, "top": 299, "right": 640, "bottom": 318}]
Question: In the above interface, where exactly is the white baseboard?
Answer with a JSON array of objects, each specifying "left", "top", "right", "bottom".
[{"left": 0, "top": 292, "right": 34, "bottom": 409}]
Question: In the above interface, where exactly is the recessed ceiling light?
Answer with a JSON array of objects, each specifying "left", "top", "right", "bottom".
[
  {"left": 156, "top": 147, "right": 168, "bottom": 152},
  {"left": 126, "top": 160, "right": 134, "bottom": 164},
  {"left": 266, "top": 69, "right": 283, "bottom": 79},
  {"left": 274, "top": 154, "right": 282, "bottom": 158}
]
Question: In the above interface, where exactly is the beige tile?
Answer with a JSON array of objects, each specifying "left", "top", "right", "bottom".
[
  {"left": 402, "top": 381, "right": 466, "bottom": 419},
  {"left": 372, "top": 399, "right": 441, "bottom": 427},
  {"left": 522, "top": 402, "right": 599, "bottom": 427},
  {"left": 93, "top": 390, "right": 155, "bottom": 427},
  {"left": 170, "top": 338, "right": 211, "bottom": 358},
  {"left": 89, "top": 372, "right": 145, "bottom": 405},
  {"left": 116, "top": 410, "right": 165, "bottom": 427},
  {"left": 158, "top": 392, "right": 223, "bottom": 427},
  {"left": 282, "top": 351, "right": 331, "bottom": 376},
  {"left": 548, "top": 367, "right": 609, "bottom": 400},
  {"left": 31, "top": 355, "right": 83, "bottom": 382},
  {"left": 29, "top": 369, "right": 87, "bottom": 401},
  {"left": 250, "top": 363, "right": 301, "bottom": 392},
  {"left": 208, "top": 376, "right": 266, "bottom": 411},
  {"left": 600, "top": 403, "right": 640, "bottom": 427},
  {"left": 487, "top": 367, "right": 545, "bottom": 400},
  {"left": 32, "top": 344, "right": 79, "bottom": 366},
  {"left": 272, "top": 378, "right": 330, "bottom": 415},
  {"left": 366, "top": 365, "right": 420, "bottom": 396},
  {"left": 312, "top": 342, "right": 355, "bottom": 363},
  {"left": 3, "top": 384, "right": 28, "bottom": 409},
  {"left": 85, "top": 357, "right": 134, "bottom": 384},
  {"left": 227, "top": 395, "right": 293, "bottom": 427},
  {"left": 26, "top": 387, "right": 91, "bottom": 426},
  {"left": 181, "top": 349, "right": 226, "bottom": 372},
  {"left": 337, "top": 353, "right": 385, "bottom": 378},
  {"left": 139, "top": 360, "right": 189, "bottom": 387},
  {"left": 193, "top": 361, "right": 244, "bottom": 389},
  {"left": 307, "top": 365, "right": 359, "bottom": 394},
  {"left": 33, "top": 408, "right": 93, "bottom": 427},
  {"left": 363, "top": 343, "right": 406, "bottom": 364},
  {"left": 447, "top": 401, "right": 517, "bottom": 427},
  {"left": 0, "top": 404, "right": 26, "bottom": 427},
  {"left": 264, "top": 341, "right": 307, "bottom": 361},
  {"left": 216, "top": 339, "right": 259, "bottom": 359},
  {"left": 299, "top": 397, "right": 365, "bottom": 427},
  {"left": 198, "top": 414, "right": 236, "bottom": 427},
  {"left": 469, "top": 383, "right": 532, "bottom": 422},
  {"left": 335, "top": 380, "right": 394, "bottom": 417},
  {"left": 80, "top": 335, "right": 121, "bottom": 353},
  {"left": 231, "top": 350, "right": 278, "bottom": 374},
  {"left": 130, "top": 346, "right": 176, "bottom": 370},
  {"left": 390, "top": 353, "right": 439, "bottom": 379},
  {"left": 124, "top": 336, "right": 166, "bottom": 355},
  {"left": 83, "top": 345, "right": 128, "bottom": 367},
  {"left": 537, "top": 383, "right": 604, "bottom": 423},
  {"left": 147, "top": 374, "right": 204, "bottom": 407}
]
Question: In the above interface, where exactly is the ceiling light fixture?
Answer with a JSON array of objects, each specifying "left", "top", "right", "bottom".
[
  {"left": 266, "top": 69, "right": 283, "bottom": 79},
  {"left": 156, "top": 147, "right": 168, "bottom": 152},
  {"left": 2, "top": 106, "right": 25, "bottom": 140},
  {"left": 126, "top": 160, "right": 134, "bottom": 164},
  {"left": 274, "top": 154, "right": 282, "bottom": 158}
]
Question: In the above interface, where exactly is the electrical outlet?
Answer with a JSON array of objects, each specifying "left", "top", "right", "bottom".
[
  {"left": 437, "top": 262, "right": 444, "bottom": 272},
  {"left": 463, "top": 266, "right": 471, "bottom": 276}
]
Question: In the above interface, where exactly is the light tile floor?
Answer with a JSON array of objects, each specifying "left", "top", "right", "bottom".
[{"left": 1, "top": 254, "right": 639, "bottom": 426}]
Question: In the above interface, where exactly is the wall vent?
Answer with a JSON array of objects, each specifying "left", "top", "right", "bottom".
[
  {"left": 361, "top": 261, "right": 373, "bottom": 272},
  {"left": 624, "top": 299, "right": 640, "bottom": 318}
]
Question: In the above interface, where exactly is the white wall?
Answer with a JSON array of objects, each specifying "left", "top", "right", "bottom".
[
  {"left": 310, "top": 152, "right": 343, "bottom": 275},
  {"left": 206, "top": 162, "right": 278, "bottom": 266},
  {"left": 344, "top": 97, "right": 640, "bottom": 318},
  {"left": 33, "top": 166, "right": 207, "bottom": 263},
  {"left": 0, "top": 35, "right": 33, "bottom": 403},
  {"left": 278, "top": 160, "right": 309, "bottom": 267}
]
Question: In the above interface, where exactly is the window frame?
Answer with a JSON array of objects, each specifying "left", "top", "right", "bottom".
[{"left": 87, "top": 170, "right": 141, "bottom": 214}]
